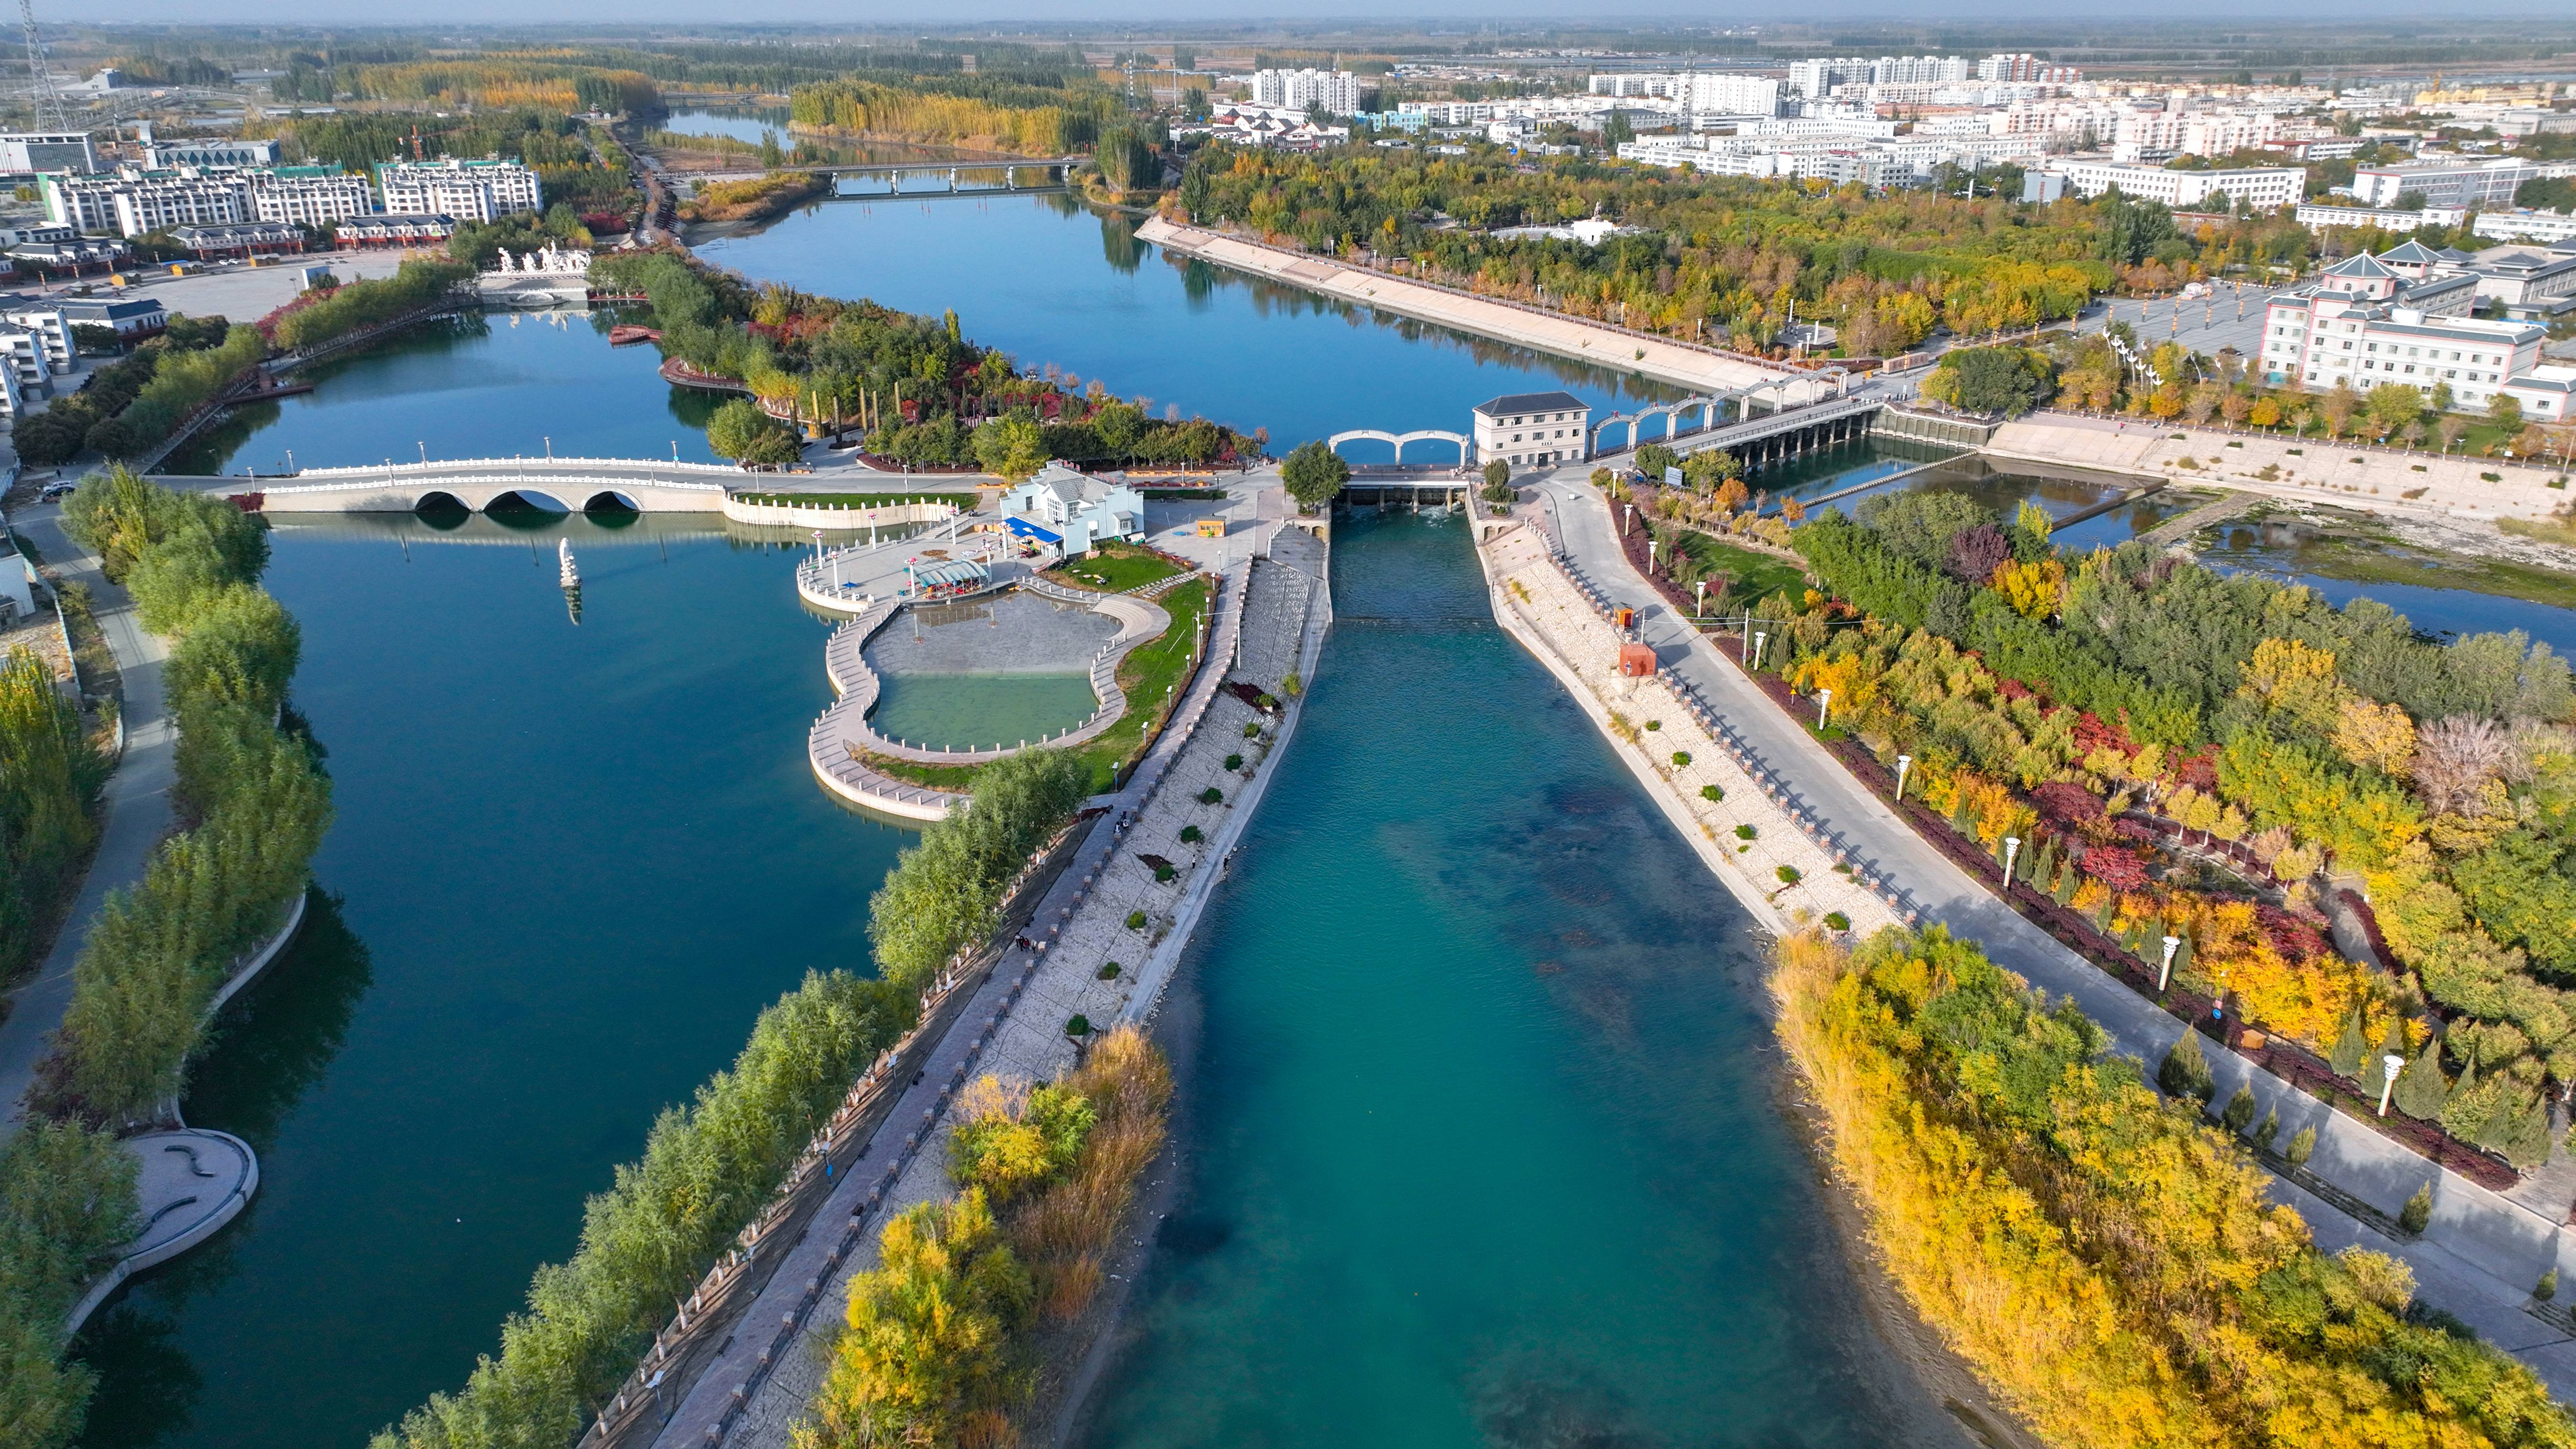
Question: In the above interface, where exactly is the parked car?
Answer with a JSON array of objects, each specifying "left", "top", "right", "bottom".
[{"left": 39, "top": 481, "right": 76, "bottom": 502}]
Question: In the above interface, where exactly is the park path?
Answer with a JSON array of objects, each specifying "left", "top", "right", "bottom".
[
  {"left": 0, "top": 501, "right": 176, "bottom": 1135},
  {"left": 1526, "top": 467, "right": 2576, "bottom": 1393}
]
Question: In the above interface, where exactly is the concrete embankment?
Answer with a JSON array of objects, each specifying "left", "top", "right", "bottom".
[
  {"left": 624, "top": 523, "right": 1329, "bottom": 1449},
  {"left": 1985, "top": 413, "right": 2572, "bottom": 524},
  {"left": 1138, "top": 217, "right": 1817, "bottom": 402}
]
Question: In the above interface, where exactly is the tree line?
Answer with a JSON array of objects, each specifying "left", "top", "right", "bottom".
[
  {"left": 12, "top": 318, "right": 262, "bottom": 467},
  {"left": 1776, "top": 925, "right": 2575, "bottom": 1449}
]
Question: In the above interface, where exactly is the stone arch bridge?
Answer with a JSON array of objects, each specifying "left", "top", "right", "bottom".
[{"left": 201, "top": 459, "right": 741, "bottom": 513}]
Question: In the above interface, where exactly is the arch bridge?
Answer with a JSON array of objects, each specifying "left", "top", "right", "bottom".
[
  {"left": 1324, "top": 428, "right": 1473, "bottom": 467},
  {"left": 217, "top": 458, "right": 740, "bottom": 514}
]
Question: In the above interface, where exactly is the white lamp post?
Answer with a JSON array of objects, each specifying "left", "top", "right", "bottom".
[
  {"left": 2159, "top": 935, "right": 2180, "bottom": 991},
  {"left": 1695, "top": 580, "right": 1707, "bottom": 616},
  {"left": 1894, "top": 754, "right": 1912, "bottom": 802},
  {"left": 1624, "top": 503, "right": 1635, "bottom": 535},
  {"left": 1751, "top": 631, "right": 1768, "bottom": 670},
  {"left": 1648, "top": 540, "right": 1659, "bottom": 570},
  {"left": 2378, "top": 1053, "right": 2407, "bottom": 1117},
  {"left": 2002, "top": 835, "right": 2020, "bottom": 882},
  {"left": 1816, "top": 688, "right": 1832, "bottom": 728}
]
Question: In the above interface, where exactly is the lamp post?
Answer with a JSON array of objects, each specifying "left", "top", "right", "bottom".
[
  {"left": 1648, "top": 540, "right": 1659, "bottom": 571},
  {"left": 1751, "top": 631, "right": 1768, "bottom": 671},
  {"left": 2002, "top": 835, "right": 2020, "bottom": 883},
  {"left": 1624, "top": 503, "right": 1634, "bottom": 536},
  {"left": 1894, "top": 753, "right": 1912, "bottom": 802},
  {"left": 1695, "top": 579, "right": 1707, "bottom": 616},
  {"left": 2378, "top": 1053, "right": 2407, "bottom": 1117},
  {"left": 2159, "top": 935, "right": 2181, "bottom": 991},
  {"left": 1816, "top": 687, "right": 1832, "bottom": 729}
]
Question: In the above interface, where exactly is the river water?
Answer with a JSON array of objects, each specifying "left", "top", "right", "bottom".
[{"left": 83, "top": 193, "right": 2576, "bottom": 1448}]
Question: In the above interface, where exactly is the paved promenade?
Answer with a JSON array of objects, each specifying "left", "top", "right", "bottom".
[
  {"left": 1139, "top": 217, "right": 1826, "bottom": 402},
  {"left": 1524, "top": 465, "right": 2576, "bottom": 1393},
  {"left": 647, "top": 520, "right": 1325, "bottom": 1449},
  {"left": 0, "top": 501, "right": 176, "bottom": 1137}
]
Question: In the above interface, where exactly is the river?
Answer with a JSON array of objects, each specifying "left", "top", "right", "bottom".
[{"left": 80, "top": 191, "right": 2576, "bottom": 1448}]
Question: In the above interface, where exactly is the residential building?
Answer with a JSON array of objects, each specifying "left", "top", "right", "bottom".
[
  {"left": 2037, "top": 160, "right": 2303, "bottom": 209},
  {"left": 0, "top": 349, "right": 26, "bottom": 422},
  {"left": 251, "top": 168, "right": 376, "bottom": 226},
  {"left": 0, "top": 131, "right": 101, "bottom": 173},
  {"left": 139, "top": 138, "right": 281, "bottom": 169},
  {"left": 1473, "top": 390, "right": 1590, "bottom": 469},
  {"left": 0, "top": 223, "right": 76, "bottom": 248},
  {"left": 997, "top": 463, "right": 1144, "bottom": 554},
  {"left": 375, "top": 159, "right": 543, "bottom": 223},
  {"left": 1197, "top": 102, "right": 1350, "bottom": 150},
  {"left": 1976, "top": 53, "right": 2082, "bottom": 84},
  {"left": 2351, "top": 157, "right": 2535, "bottom": 209},
  {"left": 43, "top": 171, "right": 257, "bottom": 237},
  {"left": 2257, "top": 250, "right": 2544, "bottom": 412},
  {"left": 2497, "top": 109, "right": 2576, "bottom": 137},
  {"left": 2476, "top": 211, "right": 2576, "bottom": 245},
  {"left": 0, "top": 323, "right": 53, "bottom": 388},
  {"left": 2295, "top": 201, "right": 2470, "bottom": 233},
  {"left": 1786, "top": 58, "right": 1873, "bottom": 100},
  {"left": 1588, "top": 72, "right": 1781, "bottom": 117},
  {"left": 337, "top": 213, "right": 457, "bottom": 247},
  {"left": 1250, "top": 68, "right": 1361, "bottom": 116},
  {"left": 172, "top": 221, "right": 307, "bottom": 257},
  {"left": 1, "top": 306, "right": 73, "bottom": 371},
  {"left": 54, "top": 296, "right": 168, "bottom": 342}
]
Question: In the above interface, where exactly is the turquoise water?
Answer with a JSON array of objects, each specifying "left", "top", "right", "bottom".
[
  {"left": 1083, "top": 512, "right": 1969, "bottom": 1448},
  {"left": 164, "top": 311, "right": 724, "bottom": 476},
  {"left": 868, "top": 672, "right": 1099, "bottom": 750},
  {"left": 74, "top": 520, "right": 906, "bottom": 1449}
]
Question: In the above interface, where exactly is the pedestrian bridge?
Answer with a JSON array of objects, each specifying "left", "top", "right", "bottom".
[
  {"left": 1324, "top": 428, "right": 1472, "bottom": 465},
  {"left": 198, "top": 458, "right": 741, "bottom": 513}
]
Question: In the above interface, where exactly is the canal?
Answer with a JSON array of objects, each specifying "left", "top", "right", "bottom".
[{"left": 81, "top": 191, "right": 2576, "bottom": 1448}]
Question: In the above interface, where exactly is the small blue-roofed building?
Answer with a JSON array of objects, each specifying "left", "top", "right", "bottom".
[{"left": 999, "top": 463, "right": 1145, "bottom": 555}]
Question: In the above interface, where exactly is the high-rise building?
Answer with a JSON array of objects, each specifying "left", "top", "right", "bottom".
[
  {"left": 1250, "top": 68, "right": 1362, "bottom": 116},
  {"left": 250, "top": 168, "right": 378, "bottom": 226},
  {"left": 1589, "top": 72, "right": 1781, "bottom": 117}
]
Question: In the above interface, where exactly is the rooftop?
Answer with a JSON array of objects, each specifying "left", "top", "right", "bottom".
[{"left": 1474, "top": 390, "right": 1590, "bottom": 418}]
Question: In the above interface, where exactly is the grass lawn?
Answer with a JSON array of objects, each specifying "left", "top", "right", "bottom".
[
  {"left": 854, "top": 577, "right": 1212, "bottom": 796},
  {"left": 1670, "top": 532, "right": 1809, "bottom": 616},
  {"left": 733, "top": 491, "right": 978, "bottom": 508},
  {"left": 1046, "top": 540, "right": 1187, "bottom": 594}
]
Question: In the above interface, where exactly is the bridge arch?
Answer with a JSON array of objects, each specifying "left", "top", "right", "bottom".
[
  {"left": 1591, "top": 394, "right": 1730, "bottom": 454},
  {"left": 486, "top": 489, "right": 575, "bottom": 514},
  {"left": 583, "top": 490, "right": 642, "bottom": 513},
  {"left": 414, "top": 490, "right": 469, "bottom": 513},
  {"left": 1325, "top": 428, "right": 1472, "bottom": 466}
]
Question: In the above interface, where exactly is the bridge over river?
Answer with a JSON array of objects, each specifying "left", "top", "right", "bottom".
[{"left": 166, "top": 458, "right": 746, "bottom": 513}]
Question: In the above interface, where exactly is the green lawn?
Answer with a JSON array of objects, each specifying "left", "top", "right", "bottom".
[
  {"left": 855, "top": 577, "right": 1213, "bottom": 796},
  {"left": 1045, "top": 541, "right": 1187, "bottom": 594},
  {"left": 1670, "top": 533, "right": 1808, "bottom": 617}
]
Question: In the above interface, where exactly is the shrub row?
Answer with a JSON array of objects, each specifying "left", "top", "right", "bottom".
[
  {"left": 1774, "top": 926, "right": 2576, "bottom": 1449},
  {"left": 866, "top": 747, "right": 1092, "bottom": 991},
  {"left": 264, "top": 258, "right": 474, "bottom": 353},
  {"left": 10, "top": 318, "right": 253, "bottom": 466}
]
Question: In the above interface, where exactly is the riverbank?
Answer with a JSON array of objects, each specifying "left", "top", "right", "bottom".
[
  {"left": 644, "top": 520, "right": 1325, "bottom": 1449},
  {"left": 1137, "top": 217, "right": 1816, "bottom": 403}
]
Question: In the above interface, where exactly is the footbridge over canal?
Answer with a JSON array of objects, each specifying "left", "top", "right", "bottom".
[{"left": 175, "top": 458, "right": 744, "bottom": 513}]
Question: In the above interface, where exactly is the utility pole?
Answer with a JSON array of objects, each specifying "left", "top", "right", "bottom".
[{"left": 18, "top": 0, "right": 67, "bottom": 132}]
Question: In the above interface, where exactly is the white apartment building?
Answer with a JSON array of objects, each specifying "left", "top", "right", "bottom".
[
  {"left": 375, "top": 159, "right": 543, "bottom": 223},
  {"left": 2476, "top": 211, "right": 2576, "bottom": 245},
  {"left": 2352, "top": 158, "right": 2535, "bottom": 209},
  {"left": 42, "top": 171, "right": 255, "bottom": 236},
  {"left": 2039, "top": 160, "right": 2303, "bottom": 209},
  {"left": 2501, "top": 366, "right": 2574, "bottom": 422},
  {"left": 1976, "top": 54, "right": 2082, "bottom": 84},
  {"left": 2296, "top": 201, "right": 2469, "bottom": 233},
  {"left": 1786, "top": 58, "right": 1872, "bottom": 99},
  {"left": 2, "top": 307, "right": 73, "bottom": 373},
  {"left": 2113, "top": 108, "right": 2292, "bottom": 161},
  {"left": 252, "top": 170, "right": 377, "bottom": 226},
  {"left": 1250, "top": 68, "right": 1361, "bottom": 116},
  {"left": 0, "top": 322, "right": 57, "bottom": 388},
  {"left": 1588, "top": 72, "right": 1782, "bottom": 117},
  {"left": 2258, "top": 251, "right": 2544, "bottom": 411}
]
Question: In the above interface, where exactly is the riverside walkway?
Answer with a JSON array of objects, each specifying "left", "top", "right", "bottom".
[
  {"left": 1522, "top": 465, "right": 2576, "bottom": 1394},
  {"left": 633, "top": 518, "right": 1321, "bottom": 1449}
]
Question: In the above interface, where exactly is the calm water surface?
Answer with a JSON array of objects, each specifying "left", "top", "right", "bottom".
[
  {"left": 1085, "top": 512, "right": 1970, "bottom": 1448},
  {"left": 74, "top": 519, "right": 906, "bottom": 1449}
]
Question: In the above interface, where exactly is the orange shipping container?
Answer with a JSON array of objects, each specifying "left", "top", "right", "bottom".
[{"left": 1618, "top": 643, "right": 1658, "bottom": 677}]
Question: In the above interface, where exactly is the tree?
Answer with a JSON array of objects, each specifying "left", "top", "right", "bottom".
[
  {"left": 970, "top": 415, "right": 1047, "bottom": 481},
  {"left": 1634, "top": 442, "right": 1679, "bottom": 479},
  {"left": 2330, "top": 1006, "right": 2369, "bottom": 1077},
  {"left": 2490, "top": 393, "right": 2524, "bottom": 432},
  {"left": 2334, "top": 696, "right": 2417, "bottom": 777},
  {"left": 1922, "top": 347, "right": 2047, "bottom": 417},
  {"left": 2158, "top": 1028, "right": 2216, "bottom": 1104},
  {"left": 705, "top": 399, "right": 799, "bottom": 466},
  {"left": 1602, "top": 109, "right": 1634, "bottom": 148},
  {"left": 1280, "top": 440, "right": 1350, "bottom": 512},
  {"left": 2393, "top": 1035, "right": 2452, "bottom": 1119},
  {"left": 2366, "top": 383, "right": 2425, "bottom": 439}
]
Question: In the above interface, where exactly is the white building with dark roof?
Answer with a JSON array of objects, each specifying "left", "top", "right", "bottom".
[
  {"left": 1473, "top": 391, "right": 1590, "bottom": 469},
  {"left": 2258, "top": 249, "right": 2545, "bottom": 411},
  {"left": 998, "top": 463, "right": 1145, "bottom": 554}
]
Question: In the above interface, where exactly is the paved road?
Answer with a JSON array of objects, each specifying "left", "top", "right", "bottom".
[
  {"left": 0, "top": 502, "right": 176, "bottom": 1136},
  {"left": 1526, "top": 467, "right": 2576, "bottom": 1393}
]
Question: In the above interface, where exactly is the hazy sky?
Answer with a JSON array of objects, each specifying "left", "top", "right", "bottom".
[{"left": 76, "top": 0, "right": 2576, "bottom": 27}]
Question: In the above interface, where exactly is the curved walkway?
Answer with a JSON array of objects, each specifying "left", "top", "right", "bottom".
[{"left": 1528, "top": 465, "right": 2576, "bottom": 1394}]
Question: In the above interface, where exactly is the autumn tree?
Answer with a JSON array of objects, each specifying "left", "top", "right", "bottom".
[{"left": 2334, "top": 696, "right": 2417, "bottom": 777}]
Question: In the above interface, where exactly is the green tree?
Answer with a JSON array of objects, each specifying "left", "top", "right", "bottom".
[
  {"left": 971, "top": 415, "right": 1047, "bottom": 481},
  {"left": 1602, "top": 109, "right": 1634, "bottom": 148},
  {"left": 2393, "top": 1035, "right": 2453, "bottom": 1119},
  {"left": 2158, "top": 1028, "right": 2216, "bottom": 1104},
  {"left": 1280, "top": 440, "right": 1350, "bottom": 512},
  {"left": 1634, "top": 442, "right": 1680, "bottom": 479},
  {"left": 2492, "top": 393, "right": 2526, "bottom": 432},
  {"left": 2330, "top": 1006, "right": 2370, "bottom": 1078},
  {"left": 706, "top": 399, "right": 799, "bottom": 467}
]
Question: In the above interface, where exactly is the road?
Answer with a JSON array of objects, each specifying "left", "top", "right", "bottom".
[{"left": 1523, "top": 465, "right": 2576, "bottom": 1393}]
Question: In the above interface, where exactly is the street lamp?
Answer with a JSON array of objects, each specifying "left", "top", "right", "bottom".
[
  {"left": 2378, "top": 1053, "right": 2408, "bottom": 1117},
  {"left": 1816, "top": 687, "right": 1832, "bottom": 728},
  {"left": 1751, "top": 631, "right": 1768, "bottom": 670},
  {"left": 1695, "top": 579, "right": 1707, "bottom": 616},
  {"left": 1624, "top": 503, "right": 1635, "bottom": 535},
  {"left": 2002, "top": 835, "right": 2020, "bottom": 883},
  {"left": 1894, "top": 753, "right": 1912, "bottom": 802},
  {"left": 1648, "top": 540, "right": 1659, "bottom": 571},
  {"left": 2159, "top": 935, "right": 2181, "bottom": 991}
]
